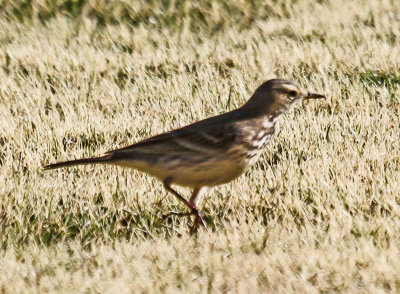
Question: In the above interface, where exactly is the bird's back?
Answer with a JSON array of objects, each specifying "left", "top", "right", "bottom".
[{"left": 103, "top": 106, "right": 276, "bottom": 187}]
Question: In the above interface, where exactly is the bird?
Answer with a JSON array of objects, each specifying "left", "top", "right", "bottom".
[{"left": 44, "top": 79, "right": 325, "bottom": 233}]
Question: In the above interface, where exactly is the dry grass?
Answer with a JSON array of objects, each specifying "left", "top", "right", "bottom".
[{"left": 1, "top": 0, "right": 400, "bottom": 292}]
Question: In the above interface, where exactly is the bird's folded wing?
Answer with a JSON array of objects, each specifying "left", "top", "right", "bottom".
[{"left": 107, "top": 123, "right": 238, "bottom": 156}]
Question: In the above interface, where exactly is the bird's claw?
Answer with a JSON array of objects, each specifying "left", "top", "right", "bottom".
[
  {"left": 190, "top": 211, "right": 208, "bottom": 234},
  {"left": 163, "top": 209, "right": 207, "bottom": 234},
  {"left": 163, "top": 211, "right": 195, "bottom": 218}
]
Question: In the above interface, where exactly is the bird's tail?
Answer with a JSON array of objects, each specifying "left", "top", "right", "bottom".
[{"left": 43, "top": 154, "right": 113, "bottom": 170}]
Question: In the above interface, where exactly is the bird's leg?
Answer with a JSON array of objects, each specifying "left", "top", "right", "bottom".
[
  {"left": 189, "top": 187, "right": 208, "bottom": 233},
  {"left": 163, "top": 179, "right": 198, "bottom": 214},
  {"left": 189, "top": 210, "right": 207, "bottom": 234},
  {"left": 163, "top": 179, "right": 207, "bottom": 233}
]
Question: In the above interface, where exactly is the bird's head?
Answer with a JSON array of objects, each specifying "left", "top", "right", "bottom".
[{"left": 243, "top": 79, "right": 325, "bottom": 117}]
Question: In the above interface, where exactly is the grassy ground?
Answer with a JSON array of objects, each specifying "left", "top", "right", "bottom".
[{"left": 1, "top": 0, "right": 400, "bottom": 292}]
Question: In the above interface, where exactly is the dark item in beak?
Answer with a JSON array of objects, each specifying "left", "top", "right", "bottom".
[{"left": 304, "top": 92, "right": 326, "bottom": 99}]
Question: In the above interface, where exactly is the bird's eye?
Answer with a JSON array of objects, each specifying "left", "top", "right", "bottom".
[{"left": 288, "top": 91, "right": 297, "bottom": 99}]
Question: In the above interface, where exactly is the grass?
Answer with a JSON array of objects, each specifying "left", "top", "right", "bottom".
[{"left": 1, "top": 0, "right": 400, "bottom": 292}]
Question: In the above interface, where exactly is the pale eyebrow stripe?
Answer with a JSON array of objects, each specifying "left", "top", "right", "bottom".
[{"left": 281, "top": 84, "right": 299, "bottom": 92}]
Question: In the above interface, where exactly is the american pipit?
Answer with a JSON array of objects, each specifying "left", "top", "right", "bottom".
[{"left": 44, "top": 79, "right": 325, "bottom": 233}]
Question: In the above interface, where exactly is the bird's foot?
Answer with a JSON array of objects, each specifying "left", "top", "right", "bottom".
[
  {"left": 163, "top": 209, "right": 207, "bottom": 234},
  {"left": 163, "top": 211, "right": 195, "bottom": 218},
  {"left": 190, "top": 211, "right": 208, "bottom": 234}
]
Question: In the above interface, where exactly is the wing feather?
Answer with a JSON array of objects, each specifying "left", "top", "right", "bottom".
[{"left": 108, "top": 113, "right": 240, "bottom": 156}]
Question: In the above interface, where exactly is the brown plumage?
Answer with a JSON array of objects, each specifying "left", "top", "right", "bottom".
[{"left": 44, "top": 79, "right": 325, "bottom": 233}]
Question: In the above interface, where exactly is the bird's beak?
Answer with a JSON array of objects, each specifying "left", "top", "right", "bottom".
[{"left": 303, "top": 92, "right": 326, "bottom": 99}]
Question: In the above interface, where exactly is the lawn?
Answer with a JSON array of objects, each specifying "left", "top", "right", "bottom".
[{"left": 1, "top": 0, "right": 400, "bottom": 292}]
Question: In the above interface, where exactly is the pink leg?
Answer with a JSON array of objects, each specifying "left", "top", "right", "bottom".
[{"left": 163, "top": 179, "right": 207, "bottom": 233}]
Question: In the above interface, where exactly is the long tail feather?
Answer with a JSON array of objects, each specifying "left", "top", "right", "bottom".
[{"left": 43, "top": 154, "right": 113, "bottom": 170}]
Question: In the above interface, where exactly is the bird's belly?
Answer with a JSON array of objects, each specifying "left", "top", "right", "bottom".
[
  {"left": 165, "top": 159, "right": 246, "bottom": 187},
  {"left": 115, "top": 154, "right": 246, "bottom": 188}
]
